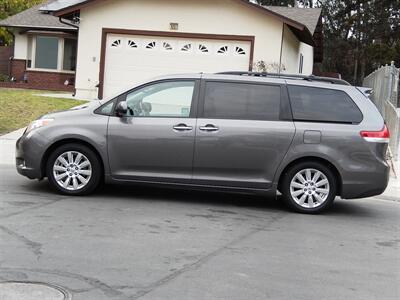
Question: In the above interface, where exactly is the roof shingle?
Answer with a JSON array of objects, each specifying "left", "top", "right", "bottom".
[
  {"left": 0, "top": 1, "right": 75, "bottom": 30},
  {"left": 266, "top": 6, "right": 322, "bottom": 34}
]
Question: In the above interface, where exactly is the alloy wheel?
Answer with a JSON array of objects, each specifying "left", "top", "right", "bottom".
[
  {"left": 53, "top": 151, "right": 92, "bottom": 191},
  {"left": 289, "top": 168, "right": 330, "bottom": 209}
]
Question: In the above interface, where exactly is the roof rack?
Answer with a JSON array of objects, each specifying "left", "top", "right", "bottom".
[{"left": 216, "top": 72, "right": 351, "bottom": 86}]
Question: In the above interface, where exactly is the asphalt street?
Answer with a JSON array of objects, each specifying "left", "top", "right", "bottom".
[{"left": 0, "top": 161, "right": 399, "bottom": 300}]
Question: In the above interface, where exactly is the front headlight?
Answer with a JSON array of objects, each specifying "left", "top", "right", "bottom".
[{"left": 26, "top": 118, "right": 54, "bottom": 134}]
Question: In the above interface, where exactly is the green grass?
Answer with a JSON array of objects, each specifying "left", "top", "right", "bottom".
[{"left": 0, "top": 88, "right": 87, "bottom": 135}]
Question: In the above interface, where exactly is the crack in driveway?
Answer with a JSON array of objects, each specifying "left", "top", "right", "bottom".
[
  {"left": 0, "top": 198, "right": 66, "bottom": 219},
  {"left": 0, "top": 225, "right": 42, "bottom": 260},
  {"left": 129, "top": 212, "right": 286, "bottom": 299}
]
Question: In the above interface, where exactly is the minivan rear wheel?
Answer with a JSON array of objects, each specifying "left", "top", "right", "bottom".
[
  {"left": 46, "top": 143, "right": 102, "bottom": 195},
  {"left": 281, "top": 161, "right": 337, "bottom": 213}
]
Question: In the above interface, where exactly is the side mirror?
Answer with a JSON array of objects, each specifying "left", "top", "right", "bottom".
[{"left": 115, "top": 101, "right": 128, "bottom": 117}]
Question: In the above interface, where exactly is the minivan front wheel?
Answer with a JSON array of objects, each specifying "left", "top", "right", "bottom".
[
  {"left": 46, "top": 143, "right": 102, "bottom": 195},
  {"left": 281, "top": 162, "right": 337, "bottom": 213}
]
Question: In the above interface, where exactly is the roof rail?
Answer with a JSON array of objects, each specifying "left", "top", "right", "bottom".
[{"left": 216, "top": 72, "right": 351, "bottom": 86}]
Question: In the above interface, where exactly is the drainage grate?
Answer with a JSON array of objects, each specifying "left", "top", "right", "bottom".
[{"left": 0, "top": 281, "right": 71, "bottom": 300}]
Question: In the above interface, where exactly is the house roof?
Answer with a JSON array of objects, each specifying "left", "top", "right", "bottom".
[
  {"left": 40, "top": 0, "right": 86, "bottom": 12},
  {"left": 0, "top": 0, "right": 321, "bottom": 44},
  {"left": 41, "top": 0, "right": 321, "bottom": 33},
  {"left": 0, "top": 1, "right": 76, "bottom": 31},
  {"left": 265, "top": 6, "right": 321, "bottom": 34}
]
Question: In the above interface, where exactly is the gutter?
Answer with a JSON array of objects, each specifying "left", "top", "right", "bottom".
[
  {"left": 0, "top": 24, "right": 76, "bottom": 31},
  {"left": 58, "top": 17, "right": 79, "bottom": 29}
]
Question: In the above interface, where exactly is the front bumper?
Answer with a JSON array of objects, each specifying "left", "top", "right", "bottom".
[{"left": 16, "top": 131, "right": 48, "bottom": 180}]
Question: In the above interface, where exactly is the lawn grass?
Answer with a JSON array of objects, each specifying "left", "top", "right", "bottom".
[{"left": 0, "top": 88, "right": 87, "bottom": 135}]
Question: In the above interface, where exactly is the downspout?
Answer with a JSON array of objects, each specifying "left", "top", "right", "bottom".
[
  {"left": 278, "top": 23, "right": 285, "bottom": 75},
  {"left": 6, "top": 29, "right": 15, "bottom": 78}
]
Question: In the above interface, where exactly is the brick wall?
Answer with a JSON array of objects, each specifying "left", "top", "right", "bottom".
[
  {"left": 0, "top": 82, "right": 74, "bottom": 92},
  {"left": 10, "top": 59, "right": 26, "bottom": 81},
  {"left": 0, "top": 59, "right": 75, "bottom": 92},
  {"left": 0, "top": 46, "right": 12, "bottom": 75}
]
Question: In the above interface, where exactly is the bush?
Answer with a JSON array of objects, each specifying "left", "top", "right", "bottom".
[{"left": 0, "top": 73, "right": 9, "bottom": 82}]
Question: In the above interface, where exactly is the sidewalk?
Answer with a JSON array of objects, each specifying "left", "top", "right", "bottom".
[
  {"left": 0, "top": 128, "right": 25, "bottom": 166},
  {"left": 35, "top": 92, "right": 91, "bottom": 101},
  {"left": 1, "top": 128, "right": 399, "bottom": 201},
  {"left": 384, "top": 156, "right": 400, "bottom": 201}
]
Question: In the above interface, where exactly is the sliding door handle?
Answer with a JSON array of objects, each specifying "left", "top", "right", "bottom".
[
  {"left": 173, "top": 124, "right": 193, "bottom": 131},
  {"left": 199, "top": 124, "right": 219, "bottom": 132}
]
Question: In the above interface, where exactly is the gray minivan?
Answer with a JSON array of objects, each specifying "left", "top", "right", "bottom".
[{"left": 16, "top": 73, "right": 390, "bottom": 213}]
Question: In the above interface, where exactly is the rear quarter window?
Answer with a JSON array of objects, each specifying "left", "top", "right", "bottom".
[{"left": 288, "top": 85, "right": 363, "bottom": 124}]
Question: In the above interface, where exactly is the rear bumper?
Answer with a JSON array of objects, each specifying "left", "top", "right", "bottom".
[{"left": 341, "top": 161, "right": 390, "bottom": 199}]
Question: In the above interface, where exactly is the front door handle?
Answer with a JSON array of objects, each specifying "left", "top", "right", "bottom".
[
  {"left": 199, "top": 124, "right": 219, "bottom": 132},
  {"left": 173, "top": 124, "right": 193, "bottom": 131}
]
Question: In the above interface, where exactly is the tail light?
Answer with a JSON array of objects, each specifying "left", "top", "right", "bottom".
[{"left": 360, "top": 125, "right": 390, "bottom": 143}]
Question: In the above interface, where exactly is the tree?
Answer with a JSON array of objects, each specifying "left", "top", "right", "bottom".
[
  {"left": 321, "top": 0, "right": 400, "bottom": 84},
  {"left": 0, "top": 0, "right": 43, "bottom": 45},
  {"left": 255, "top": 0, "right": 400, "bottom": 84}
]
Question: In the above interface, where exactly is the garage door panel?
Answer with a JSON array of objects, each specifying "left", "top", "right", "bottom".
[{"left": 104, "top": 34, "right": 252, "bottom": 98}]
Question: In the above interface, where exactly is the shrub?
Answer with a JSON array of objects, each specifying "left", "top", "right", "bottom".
[{"left": 0, "top": 73, "right": 9, "bottom": 82}]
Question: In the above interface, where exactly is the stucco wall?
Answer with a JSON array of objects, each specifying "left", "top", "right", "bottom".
[
  {"left": 13, "top": 32, "right": 28, "bottom": 60},
  {"left": 75, "top": 0, "right": 299, "bottom": 99},
  {"left": 299, "top": 42, "right": 313, "bottom": 75},
  {"left": 281, "top": 25, "right": 300, "bottom": 74}
]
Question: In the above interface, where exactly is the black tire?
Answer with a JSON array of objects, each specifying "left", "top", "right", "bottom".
[
  {"left": 281, "top": 161, "right": 337, "bottom": 214},
  {"left": 46, "top": 143, "right": 102, "bottom": 196}
]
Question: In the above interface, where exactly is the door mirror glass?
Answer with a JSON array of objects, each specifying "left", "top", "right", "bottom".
[{"left": 115, "top": 101, "right": 128, "bottom": 117}]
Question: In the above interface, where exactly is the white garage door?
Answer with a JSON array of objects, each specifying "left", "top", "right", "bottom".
[{"left": 103, "top": 33, "right": 252, "bottom": 98}]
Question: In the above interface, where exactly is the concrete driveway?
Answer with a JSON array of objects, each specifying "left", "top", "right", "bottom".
[{"left": 0, "top": 129, "right": 399, "bottom": 300}]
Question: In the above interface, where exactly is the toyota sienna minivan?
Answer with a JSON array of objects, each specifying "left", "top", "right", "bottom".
[{"left": 16, "top": 72, "right": 390, "bottom": 213}]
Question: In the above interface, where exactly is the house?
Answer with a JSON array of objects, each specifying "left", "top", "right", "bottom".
[
  {"left": 0, "top": 2, "right": 77, "bottom": 92},
  {"left": 0, "top": 0, "right": 322, "bottom": 99}
]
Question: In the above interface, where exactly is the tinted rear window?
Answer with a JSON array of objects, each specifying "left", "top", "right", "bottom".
[
  {"left": 203, "top": 82, "right": 281, "bottom": 121},
  {"left": 288, "top": 86, "right": 363, "bottom": 124}
]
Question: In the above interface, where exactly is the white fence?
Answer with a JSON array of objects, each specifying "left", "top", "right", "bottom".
[{"left": 363, "top": 62, "right": 400, "bottom": 161}]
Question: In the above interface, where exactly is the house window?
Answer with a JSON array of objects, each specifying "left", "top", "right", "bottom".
[
  {"left": 35, "top": 36, "right": 59, "bottom": 70},
  {"left": 63, "top": 38, "right": 77, "bottom": 71},
  {"left": 29, "top": 35, "right": 77, "bottom": 73}
]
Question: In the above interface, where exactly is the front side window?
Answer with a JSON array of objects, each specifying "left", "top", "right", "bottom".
[
  {"left": 203, "top": 82, "right": 281, "bottom": 121},
  {"left": 288, "top": 86, "right": 363, "bottom": 124},
  {"left": 35, "top": 36, "right": 58, "bottom": 69},
  {"left": 125, "top": 81, "right": 195, "bottom": 118}
]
